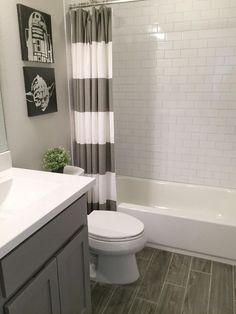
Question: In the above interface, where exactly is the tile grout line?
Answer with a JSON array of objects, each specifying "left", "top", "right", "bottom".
[
  {"left": 165, "top": 281, "right": 186, "bottom": 289},
  {"left": 135, "top": 296, "right": 159, "bottom": 305},
  {"left": 180, "top": 256, "right": 193, "bottom": 314},
  {"left": 190, "top": 268, "right": 211, "bottom": 275},
  {"left": 206, "top": 261, "right": 213, "bottom": 314},
  {"left": 165, "top": 267, "right": 211, "bottom": 289},
  {"left": 127, "top": 250, "right": 156, "bottom": 314},
  {"left": 190, "top": 269, "right": 211, "bottom": 276},
  {"left": 155, "top": 252, "right": 174, "bottom": 310}
]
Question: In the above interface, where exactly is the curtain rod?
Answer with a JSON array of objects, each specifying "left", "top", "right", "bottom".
[{"left": 70, "top": 0, "right": 145, "bottom": 10}]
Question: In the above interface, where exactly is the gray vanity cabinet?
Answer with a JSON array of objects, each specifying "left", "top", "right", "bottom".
[
  {"left": 4, "top": 259, "right": 61, "bottom": 314},
  {"left": 0, "top": 195, "right": 91, "bottom": 314},
  {"left": 57, "top": 227, "right": 91, "bottom": 314}
]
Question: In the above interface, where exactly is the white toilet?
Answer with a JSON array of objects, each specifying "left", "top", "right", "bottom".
[{"left": 88, "top": 210, "right": 146, "bottom": 284}]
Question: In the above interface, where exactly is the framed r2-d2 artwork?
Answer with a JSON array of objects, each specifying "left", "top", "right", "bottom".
[{"left": 17, "top": 4, "right": 54, "bottom": 63}]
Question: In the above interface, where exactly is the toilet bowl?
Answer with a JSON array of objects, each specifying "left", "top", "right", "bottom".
[{"left": 88, "top": 210, "right": 146, "bottom": 284}]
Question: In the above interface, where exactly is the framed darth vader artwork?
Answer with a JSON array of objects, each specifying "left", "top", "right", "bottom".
[
  {"left": 17, "top": 4, "right": 54, "bottom": 63},
  {"left": 23, "top": 67, "right": 58, "bottom": 116}
]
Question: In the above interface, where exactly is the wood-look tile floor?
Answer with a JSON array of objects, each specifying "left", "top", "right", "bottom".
[{"left": 91, "top": 247, "right": 236, "bottom": 314}]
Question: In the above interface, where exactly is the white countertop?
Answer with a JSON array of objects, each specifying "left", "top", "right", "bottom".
[{"left": 0, "top": 167, "right": 95, "bottom": 259}]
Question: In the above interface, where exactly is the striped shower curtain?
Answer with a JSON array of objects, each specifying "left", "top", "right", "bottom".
[{"left": 71, "top": 7, "right": 116, "bottom": 212}]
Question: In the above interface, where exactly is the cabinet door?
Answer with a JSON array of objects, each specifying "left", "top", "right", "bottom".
[
  {"left": 57, "top": 227, "right": 91, "bottom": 314},
  {"left": 4, "top": 259, "right": 61, "bottom": 314}
]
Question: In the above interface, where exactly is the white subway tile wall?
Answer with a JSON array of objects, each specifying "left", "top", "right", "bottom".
[{"left": 112, "top": 0, "right": 236, "bottom": 188}]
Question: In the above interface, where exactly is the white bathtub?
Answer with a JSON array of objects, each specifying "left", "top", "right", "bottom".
[{"left": 117, "top": 175, "right": 236, "bottom": 264}]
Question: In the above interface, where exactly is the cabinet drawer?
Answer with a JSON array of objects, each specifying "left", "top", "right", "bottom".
[{"left": 0, "top": 195, "right": 87, "bottom": 298}]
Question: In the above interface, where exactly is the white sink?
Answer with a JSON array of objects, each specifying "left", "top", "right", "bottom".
[
  {"left": 0, "top": 213, "right": 11, "bottom": 222},
  {"left": 0, "top": 176, "right": 60, "bottom": 213},
  {"left": 0, "top": 167, "right": 95, "bottom": 258}
]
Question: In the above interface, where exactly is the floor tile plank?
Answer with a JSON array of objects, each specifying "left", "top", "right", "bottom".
[
  {"left": 166, "top": 253, "right": 191, "bottom": 287},
  {"left": 91, "top": 280, "right": 96, "bottom": 291},
  {"left": 137, "top": 250, "right": 172, "bottom": 302},
  {"left": 183, "top": 271, "right": 210, "bottom": 314},
  {"left": 156, "top": 283, "right": 185, "bottom": 314},
  {"left": 91, "top": 283, "right": 115, "bottom": 314},
  {"left": 103, "top": 284, "right": 137, "bottom": 314},
  {"left": 91, "top": 248, "right": 236, "bottom": 314},
  {"left": 136, "top": 247, "right": 156, "bottom": 261},
  {"left": 129, "top": 298, "right": 156, "bottom": 314},
  {"left": 191, "top": 257, "right": 211, "bottom": 274},
  {"left": 137, "top": 257, "right": 150, "bottom": 277},
  {"left": 209, "top": 262, "right": 233, "bottom": 314},
  {"left": 135, "top": 257, "right": 150, "bottom": 286}
]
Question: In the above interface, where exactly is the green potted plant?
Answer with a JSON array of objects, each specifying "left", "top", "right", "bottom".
[{"left": 43, "top": 147, "right": 71, "bottom": 173}]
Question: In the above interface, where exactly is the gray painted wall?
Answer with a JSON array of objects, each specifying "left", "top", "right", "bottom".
[
  {"left": 0, "top": 94, "right": 7, "bottom": 153},
  {"left": 0, "top": 0, "right": 71, "bottom": 170}
]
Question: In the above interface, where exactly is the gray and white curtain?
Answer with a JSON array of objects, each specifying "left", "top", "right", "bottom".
[{"left": 71, "top": 7, "right": 116, "bottom": 212}]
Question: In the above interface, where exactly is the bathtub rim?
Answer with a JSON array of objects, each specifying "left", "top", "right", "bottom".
[
  {"left": 117, "top": 175, "right": 236, "bottom": 265},
  {"left": 118, "top": 201, "right": 236, "bottom": 228},
  {"left": 117, "top": 175, "right": 236, "bottom": 227},
  {"left": 116, "top": 174, "right": 236, "bottom": 194}
]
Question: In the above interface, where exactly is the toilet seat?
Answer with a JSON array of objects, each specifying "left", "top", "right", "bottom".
[
  {"left": 88, "top": 210, "right": 144, "bottom": 241},
  {"left": 89, "top": 231, "right": 144, "bottom": 242},
  {"left": 88, "top": 210, "right": 146, "bottom": 255},
  {"left": 89, "top": 231, "right": 146, "bottom": 255}
]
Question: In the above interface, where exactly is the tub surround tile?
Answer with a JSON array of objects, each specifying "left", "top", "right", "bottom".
[
  {"left": 137, "top": 250, "right": 172, "bottom": 302},
  {"left": 191, "top": 257, "right": 212, "bottom": 274},
  {"left": 156, "top": 283, "right": 185, "bottom": 314},
  {"left": 113, "top": 0, "right": 236, "bottom": 189},
  {"left": 166, "top": 253, "right": 191, "bottom": 287},
  {"left": 183, "top": 271, "right": 210, "bottom": 314},
  {"left": 209, "top": 262, "right": 233, "bottom": 314},
  {"left": 128, "top": 298, "right": 156, "bottom": 314}
]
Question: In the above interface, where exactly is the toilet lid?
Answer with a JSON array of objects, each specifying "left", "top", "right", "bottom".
[{"left": 88, "top": 210, "right": 144, "bottom": 240}]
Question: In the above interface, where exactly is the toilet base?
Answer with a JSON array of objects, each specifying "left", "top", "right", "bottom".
[{"left": 90, "top": 253, "right": 140, "bottom": 284}]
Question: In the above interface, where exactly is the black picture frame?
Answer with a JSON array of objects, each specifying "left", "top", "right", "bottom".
[
  {"left": 17, "top": 4, "right": 54, "bottom": 63},
  {"left": 23, "top": 67, "right": 58, "bottom": 117}
]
